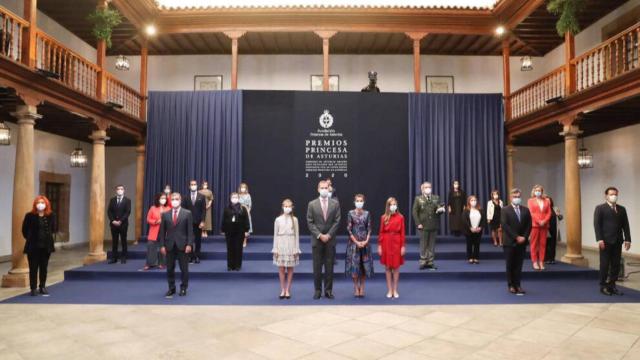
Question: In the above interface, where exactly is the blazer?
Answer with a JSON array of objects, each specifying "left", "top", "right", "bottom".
[
  {"left": 306, "top": 197, "right": 341, "bottom": 247},
  {"left": 221, "top": 206, "right": 250, "bottom": 236},
  {"left": 486, "top": 200, "right": 504, "bottom": 221},
  {"left": 146, "top": 205, "right": 170, "bottom": 241},
  {"left": 594, "top": 203, "right": 631, "bottom": 244},
  {"left": 528, "top": 197, "right": 552, "bottom": 228},
  {"left": 412, "top": 194, "right": 442, "bottom": 231},
  {"left": 107, "top": 196, "right": 131, "bottom": 226},
  {"left": 158, "top": 208, "right": 194, "bottom": 250},
  {"left": 182, "top": 192, "right": 207, "bottom": 224},
  {"left": 500, "top": 204, "right": 532, "bottom": 247},
  {"left": 462, "top": 208, "right": 486, "bottom": 236},
  {"left": 22, "top": 212, "right": 56, "bottom": 254}
]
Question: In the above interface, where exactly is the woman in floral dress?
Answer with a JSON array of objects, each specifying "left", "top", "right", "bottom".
[{"left": 345, "top": 194, "right": 374, "bottom": 298}]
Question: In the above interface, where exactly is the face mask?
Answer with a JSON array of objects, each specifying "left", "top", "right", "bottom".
[
  {"left": 171, "top": 200, "right": 180, "bottom": 208},
  {"left": 159, "top": 198, "right": 167, "bottom": 206},
  {"left": 423, "top": 188, "right": 432, "bottom": 195},
  {"left": 283, "top": 207, "right": 292, "bottom": 214},
  {"left": 36, "top": 203, "right": 46, "bottom": 211},
  {"left": 355, "top": 201, "right": 364, "bottom": 209},
  {"left": 164, "top": 188, "right": 171, "bottom": 194},
  {"left": 534, "top": 191, "right": 542, "bottom": 198},
  {"left": 116, "top": 190, "right": 124, "bottom": 196},
  {"left": 389, "top": 205, "right": 398, "bottom": 212},
  {"left": 493, "top": 195, "right": 499, "bottom": 200},
  {"left": 470, "top": 201, "right": 477, "bottom": 207},
  {"left": 319, "top": 189, "right": 329, "bottom": 198},
  {"left": 231, "top": 197, "right": 239, "bottom": 204},
  {"left": 190, "top": 185, "right": 197, "bottom": 192},
  {"left": 511, "top": 197, "right": 522, "bottom": 206},
  {"left": 454, "top": 184, "right": 460, "bottom": 189},
  {"left": 608, "top": 195, "right": 618, "bottom": 204},
  {"left": 203, "top": 184, "right": 208, "bottom": 189},
  {"left": 240, "top": 187, "right": 247, "bottom": 192}
]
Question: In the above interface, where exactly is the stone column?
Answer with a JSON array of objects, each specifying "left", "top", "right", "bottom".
[
  {"left": 2, "top": 105, "right": 41, "bottom": 288},
  {"left": 134, "top": 143, "right": 145, "bottom": 244},
  {"left": 83, "top": 127, "right": 109, "bottom": 265},
  {"left": 560, "top": 123, "right": 587, "bottom": 266},
  {"left": 506, "top": 143, "right": 516, "bottom": 193}
]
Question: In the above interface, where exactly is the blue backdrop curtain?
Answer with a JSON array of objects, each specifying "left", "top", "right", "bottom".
[
  {"left": 142, "top": 90, "right": 243, "bottom": 236},
  {"left": 408, "top": 93, "right": 505, "bottom": 235}
]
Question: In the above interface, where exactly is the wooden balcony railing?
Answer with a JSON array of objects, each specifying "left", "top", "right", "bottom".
[
  {"left": 509, "top": 22, "right": 640, "bottom": 121},
  {"left": 573, "top": 22, "right": 640, "bottom": 92},
  {"left": 510, "top": 66, "right": 565, "bottom": 119},
  {"left": 35, "top": 31, "right": 99, "bottom": 99},
  {"left": 0, "top": 5, "right": 144, "bottom": 121},
  {"left": 0, "top": 6, "right": 27, "bottom": 63},
  {"left": 106, "top": 73, "right": 142, "bottom": 119}
]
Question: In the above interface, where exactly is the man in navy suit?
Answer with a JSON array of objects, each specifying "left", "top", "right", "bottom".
[
  {"left": 182, "top": 180, "right": 207, "bottom": 264},
  {"left": 594, "top": 186, "right": 631, "bottom": 296},
  {"left": 501, "top": 188, "right": 532, "bottom": 296},
  {"left": 159, "top": 193, "right": 194, "bottom": 298},
  {"left": 107, "top": 185, "right": 131, "bottom": 264}
]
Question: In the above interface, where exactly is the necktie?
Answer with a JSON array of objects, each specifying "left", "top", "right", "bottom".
[
  {"left": 612, "top": 205, "right": 617, "bottom": 214},
  {"left": 191, "top": 193, "right": 196, "bottom": 204},
  {"left": 321, "top": 199, "right": 328, "bottom": 221},
  {"left": 514, "top": 206, "right": 521, "bottom": 222},
  {"left": 117, "top": 197, "right": 121, "bottom": 205},
  {"left": 173, "top": 210, "right": 178, "bottom": 225}
]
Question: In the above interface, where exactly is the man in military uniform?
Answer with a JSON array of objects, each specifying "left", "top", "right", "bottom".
[{"left": 412, "top": 182, "right": 445, "bottom": 270}]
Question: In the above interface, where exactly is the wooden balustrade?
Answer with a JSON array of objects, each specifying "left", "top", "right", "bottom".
[
  {"left": 106, "top": 73, "right": 142, "bottom": 119},
  {"left": 510, "top": 66, "right": 565, "bottom": 119},
  {"left": 35, "top": 31, "right": 99, "bottom": 98},
  {"left": 0, "top": 6, "right": 27, "bottom": 62},
  {"left": 572, "top": 22, "right": 639, "bottom": 92}
]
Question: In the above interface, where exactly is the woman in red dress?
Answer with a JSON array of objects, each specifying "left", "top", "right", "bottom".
[{"left": 378, "top": 197, "right": 406, "bottom": 299}]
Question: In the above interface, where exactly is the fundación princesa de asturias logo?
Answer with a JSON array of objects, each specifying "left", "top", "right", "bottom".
[{"left": 319, "top": 109, "right": 334, "bottom": 129}]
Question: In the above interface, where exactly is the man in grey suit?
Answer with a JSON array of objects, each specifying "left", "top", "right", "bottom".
[
  {"left": 159, "top": 193, "right": 194, "bottom": 298},
  {"left": 307, "top": 180, "right": 341, "bottom": 299}
]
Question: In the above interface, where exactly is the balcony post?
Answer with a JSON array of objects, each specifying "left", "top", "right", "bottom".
[
  {"left": 406, "top": 32, "right": 428, "bottom": 93},
  {"left": 21, "top": 0, "right": 37, "bottom": 68},
  {"left": 564, "top": 32, "right": 576, "bottom": 95},
  {"left": 140, "top": 40, "right": 148, "bottom": 120},
  {"left": 314, "top": 31, "right": 337, "bottom": 91},
  {"left": 502, "top": 39, "right": 512, "bottom": 121},
  {"left": 95, "top": 0, "right": 108, "bottom": 101}
]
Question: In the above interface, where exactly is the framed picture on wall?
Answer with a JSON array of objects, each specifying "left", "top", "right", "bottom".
[
  {"left": 194, "top": 75, "right": 223, "bottom": 91},
  {"left": 426, "top": 75, "right": 455, "bottom": 93},
  {"left": 310, "top": 75, "right": 339, "bottom": 91}
]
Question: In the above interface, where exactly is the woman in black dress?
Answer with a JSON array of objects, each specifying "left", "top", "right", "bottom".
[
  {"left": 486, "top": 190, "right": 504, "bottom": 246},
  {"left": 23, "top": 195, "right": 56, "bottom": 296},
  {"left": 447, "top": 180, "right": 466, "bottom": 236},
  {"left": 221, "top": 192, "right": 250, "bottom": 271}
]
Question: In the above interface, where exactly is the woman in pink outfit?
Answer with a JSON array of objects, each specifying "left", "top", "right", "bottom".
[
  {"left": 144, "top": 192, "right": 170, "bottom": 270},
  {"left": 527, "top": 185, "right": 552, "bottom": 270}
]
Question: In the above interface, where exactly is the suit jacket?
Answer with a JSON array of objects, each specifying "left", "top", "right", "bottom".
[
  {"left": 528, "top": 197, "right": 552, "bottom": 228},
  {"left": 500, "top": 204, "right": 532, "bottom": 247},
  {"left": 594, "top": 203, "right": 631, "bottom": 244},
  {"left": 107, "top": 196, "right": 131, "bottom": 226},
  {"left": 412, "top": 194, "right": 442, "bottom": 231},
  {"left": 22, "top": 212, "right": 56, "bottom": 254},
  {"left": 158, "top": 208, "right": 194, "bottom": 250},
  {"left": 462, "top": 208, "right": 486, "bottom": 236},
  {"left": 182, "top": 192, "right": 207, "bottom": 225},
  {"left": 221, "top": 206, "right": 250, "bottom": 236},
  {"left": 306, "top": 197, "right": 341, "bottom": 247}
]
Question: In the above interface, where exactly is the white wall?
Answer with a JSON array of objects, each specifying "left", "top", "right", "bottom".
[
  {"left": 0, "top": 0, "right": 97, "bottom": 62},
  {"left": 0, "top": 122, "right": 93, "bottom": 257},
  {"left": 514, "top": 123, "right": 640, "bottom": 255}
]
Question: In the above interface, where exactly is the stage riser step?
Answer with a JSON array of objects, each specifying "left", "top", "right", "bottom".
[
  {"left": 107, "top": 252, "right": 511, "bottom": 261},
  {"left": 137, "top": 235, "right": 488, "bottom": 245}
]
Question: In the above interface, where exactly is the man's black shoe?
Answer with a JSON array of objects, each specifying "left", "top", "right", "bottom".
[
  {"left": 108, "top": 258, "right": 118, "bottom": 264},
  {"left": 610, "top": 287, "right": 624, "bottom": 296},
  {"left": 313, "top": 291, "right": 322, "bottom": 300},
  {"left": 165, "top": 289, "right": 176, "bottom": 298},
  {"left": 324, "top": 291, "right": 334, "bottom": 299},
  {"left": 179, "top": 289, "right": 187, "bottom": 296},
  {"left": 600, "top": 287, "right": 613, "bottom": 296}
]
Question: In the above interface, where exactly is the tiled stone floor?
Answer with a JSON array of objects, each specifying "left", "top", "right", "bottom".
[{"left": 1, "top": 244, "right": 640, "bottom": 359}]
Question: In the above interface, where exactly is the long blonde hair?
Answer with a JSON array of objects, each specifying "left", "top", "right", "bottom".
[
  {"left": 280, "top": 198, "right": 296, "bottom": 231},
  {"left": 383, "top": 197, "right": 399, "bottom": 225}
]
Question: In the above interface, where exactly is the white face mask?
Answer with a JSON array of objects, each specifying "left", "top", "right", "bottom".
[
  {"left": 319, "top": 189, "right": 329, "bottom": 198},
  {"left": 190, "top": 185, "right": 197, "bottom": 192},
  {"left": 159, "top": 198, "right": 167, "bottom": 206},
  {"left": 240, "top": 187, "right": 247, "bottom": 193},
  {"left": 171, "top": 200, "right": 180, "bottom": 208},
  {"left": 116, "top": 189, "right": 124, "bottom": 196},
  {"left": 534, "top": 191, "right": 542, "bottom": 198},
  {"left": 355, "top": 201, "right": 364, "bottom": 209},
  {"left": 36, "top": 203, "right": 46, "bottom": 211},
  {"left": 493, "top": 195, "right": 499, "bottom": 200},
  {"left": 608, "top": 195, "right": 618, "bottom": 204},
  {"left": 454, "top": 184, "right": 460, "bottom": 189},
  {"left": 389, "top": 205, "right": 398, "bottom": 213},
  {"left": 283, "top": 207, "right": 292, "bottom": 214},
  {"left": 423, "top": 188, "right": 432, "bottom": 195},
  {"left": 470, "top": 201, "right": 478, "bottom": 207},
  {"left": 203, "top": 184, "right": 208, "bottom": 189},
  {"left": 231, "top": 197, "right": 239, "bottom": 204},
  {"left": 511, "top": 197, "right": 522, "bottom": 206}
]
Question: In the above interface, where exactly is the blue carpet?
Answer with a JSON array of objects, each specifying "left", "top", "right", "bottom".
[{"left": 5, "top": 235, "right": 640, "bottom": 305}]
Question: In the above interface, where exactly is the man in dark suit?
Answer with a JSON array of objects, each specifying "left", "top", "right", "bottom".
[
  {"left": 307, "top": 180, "right": 341, "bottom": 300},
  {"left": 159, "top": 193, "right": 194, "bottom": 298},
  {"left": 181, "top": 180, "right": 207, "bottom": 264},
  {"left": 107, "top": 185, "right": 131, "bottom": 264},
  {"left": 594, "top": 186, "right": 631, "bottom": 296},
  {"left": 501, "top": 188, "right": 532, "bottom": 295}
]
